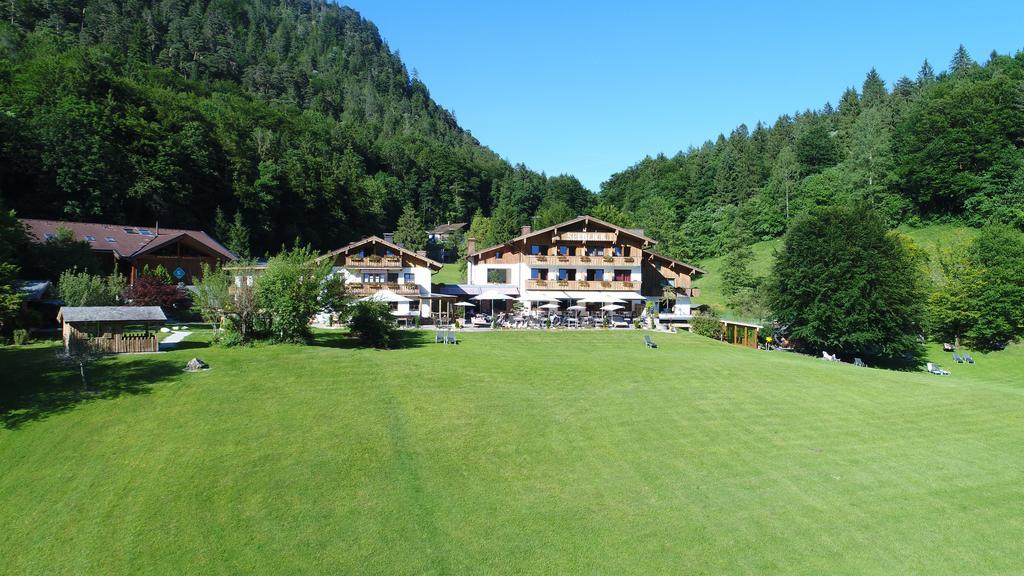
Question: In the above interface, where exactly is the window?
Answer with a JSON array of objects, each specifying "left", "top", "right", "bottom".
[
  {"left": 531, "top": 268, "right": 548, "bottom": 280},
  {"left": 384, "top": 248, "right": 395, "bottom": 256},
  {"left": 530, "top": 245, "right": 546, "bottom": 255},
  {"left": 404, "top": 272, "right": 415, "bottom": 283},
  {"left": 612, "top": 245, "right": 623, "bottom": 257},
  {"left": 613, "top": 269, "right": 631, "bottom": 282},
  {"left": 123, "top": 228, "right": 139, "bottom": 234},
  {"left": 586, "top": 246, "right": 604, "bottom": 257},
  {"left": 558, "top": 245, "right": 574, "bottom": 256},
  {"left": 586, "top": 269, "right": 604, "bottom": 281},
  {"left": 363, "top": 272, "right": 383, "bottom": 283},
  {"left": 409, "top": 300, "right": 420, "bottom": 311},
  {"left": 105, "top": 236, "right": 117, "bottom": 243},
  {"left": 356, "top": 249, "right": 365, "bottom": 257},
  {"left": 387, "top": 272, "right": 399, "bottom": 283},
  {"left": 139, "top": 229, "right": 154, "bottom": 236},
  {"left": 84, "top": 235, "right": 96, "bottom": 242},
  {"left": 558, "top": 268, "right": 575, "bottom": 281},
  {"left": 487, "top": 268, "right": 509, "bottom": 284},
  {"left": 495, "top": 251, "right": 503, "bottom": 260}
]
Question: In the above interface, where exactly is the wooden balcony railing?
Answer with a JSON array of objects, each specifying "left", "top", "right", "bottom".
[
  {"left": 346, "top": 282, "right": 420, "bottom": 296},
  {"left": 344, "top": 256, "right": 404, "bottom": 268},
  {"left": 524, "top": 254, "right": 638, "bottom": 267},
  {"left": 525, "top": 279, "right": 638, "bottom": 291}
]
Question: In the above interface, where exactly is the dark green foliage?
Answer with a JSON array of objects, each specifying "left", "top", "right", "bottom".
[
  {"left": 25, "top": 227, "right": 98, "bottom": 281},
  {"left": 12, "top": 328, "right": 28, "bottom": 345},
  {"left": 598, "top": 47, "right": 1024, "bottom": 261},
  {"left": 392, "top": 204, "right": 425, "bottom": 252},
  {"left": 769, "top": 205, "right": 926, "bottom": 360},
  {"left": 0, "top": 2, "right": 593, "bottom": 253},
  {"left": 929, "top": 225, "right": 1024, "bottom": 350},
  {"left": 347, "top": 301, "right": 399, "bottom": 348},
  {"left": 690, "top": 310, "right": 722, "bottom": 340}
]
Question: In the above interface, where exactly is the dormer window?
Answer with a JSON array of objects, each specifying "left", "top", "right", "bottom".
[
  {"left": 613, "top": 246, "right": 623, "bottom": 257},
  {"left": 105, "top": 236, "right": 117, "bottom": 242},
  {"left": 84, "top": 235, "right": 96, "bottom": 242},
  {"left": 495, "top": 251, "right": 503, "bottom": 260}
]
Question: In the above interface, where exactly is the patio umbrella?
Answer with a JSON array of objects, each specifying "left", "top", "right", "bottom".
[
  {"left": 600, "top": 304, "right": 624, "bottom": 311},
  {"left": 359, "top": 290, "right": 411, "bottom": 303},
  {"left": 539, "top": 302, "right": 560, "bottom": 313},
  {"left": 453, "top": 301, "right": 475, "bottom": 321},
  {"left": 471, "top": 289, "right": 513, "bottom": 315},
  {"left": 578, "top": 295, "right": 626, "bottom": 304}
]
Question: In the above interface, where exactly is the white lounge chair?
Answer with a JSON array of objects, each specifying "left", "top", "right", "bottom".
[{"left": 927, "top": 362, "right": 950, "bottom": 376}]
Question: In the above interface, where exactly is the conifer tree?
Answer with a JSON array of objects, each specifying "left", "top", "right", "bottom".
[
  {"left": 393, "top": 204, "right": 426, "bottom": 252},
  {"left": 916, "top": 59, "right": 935, "bottom": 85},
  {"left": 861, "top": 68, "right": 887, "bottom": 108},
  {"left": 950, "top": 44, "right": 975, "bottom": 76}
]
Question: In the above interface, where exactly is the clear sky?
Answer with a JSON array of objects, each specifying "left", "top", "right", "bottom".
[{"left": 343, "top": 1, "right": 1024, "bottom": 191}]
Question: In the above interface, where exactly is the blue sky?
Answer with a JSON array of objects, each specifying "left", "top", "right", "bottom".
[{"left": 343, "top": 1, "right": 1024, "bottom": 191}]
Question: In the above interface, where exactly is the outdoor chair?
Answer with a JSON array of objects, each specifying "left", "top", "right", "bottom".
[
  {"left": 435, "top": 329, "right": 445, "bottom": 344},
  {"left": 927, "top": 362, "right": 950, "bottom": 376},
  {"left": 964, "top": 353, "right": 975, "bottom": 364},
  {"left": 446, "top": 329, "right": 458, "bottom": 345},
  {"left": 854, "top": 357, "right": 867, "bottom": 367},
  {"left": 822, "top": 351, "right": 838, "bottom": 362},
  {"left": 952, "top": 352, "right": 963, "bottom": 363},
  {"left": 644, "top": 335, "right": 658, "bottom": 349}
]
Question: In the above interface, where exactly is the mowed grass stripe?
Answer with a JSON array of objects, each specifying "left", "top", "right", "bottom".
[{"left": 1, "top": 329, "right": 1022, "bottom": 574}]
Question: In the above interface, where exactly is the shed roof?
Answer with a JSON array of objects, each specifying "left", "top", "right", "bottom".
[{"left": 57, "top": 306, "right": 167, "bottom": 323}]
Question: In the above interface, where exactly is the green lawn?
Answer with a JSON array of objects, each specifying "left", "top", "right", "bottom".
[
  {"left": 431, "top": 262, "right": 465, "bottom": 285},
  {"left": 692, "top": 223, "right": 981, "bottom": 317},
  {"left": 2, "top": 330, "right": 1023, "bottom": 575}
]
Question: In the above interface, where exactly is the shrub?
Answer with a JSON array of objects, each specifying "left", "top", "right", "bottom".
[
  {"left": 255, "top": 245, "right": 347, "bottom": 343},
  {"left": 690, "top": 311, "right": 723, "bottom": 339},
  {"left": 12, "top": 328, "right": 29, "bottom": 345},
  {"left": 348, "top": 301, "right": 399, "bottom": 348},
  {"left": 58, "top": 269, "right": 125, "bottom": 306},
  {"left": 125, "top": 275, "right": 190, "bottom": 312}
]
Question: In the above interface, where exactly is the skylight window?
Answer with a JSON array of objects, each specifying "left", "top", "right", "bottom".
[
  {"left": 124, "top": 228, "right": 138, "bottom": 234},
  {"left": 138, "top": 229, "right": 154, "bottom": 236},
  {"left": 43, "top": 233, "right": 55, "bottom": 240},
  {"left": 84, "top": 235, "right": 96, "bottom": 242},
  {"left": 105, "top": 236, "right": 117, "bottom": 242}
]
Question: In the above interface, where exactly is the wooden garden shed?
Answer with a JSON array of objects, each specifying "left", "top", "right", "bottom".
[{"left": 57, "top": 306, "right": 167, "bottom": 354}]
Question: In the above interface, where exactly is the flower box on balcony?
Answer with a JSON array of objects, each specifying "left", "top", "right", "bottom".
[
  {"left": 558, "top": 256, "right": 570, "bottom": 262},
  {"left": 557, "top": 281, "right": 569, "bottom": 287},
  {"left": 535, "top": 255, "right": 548, "bottom": 262},
  {"left": 578, "top": 281, "right": 590, "bottom": 288},
  {"left": 349, "top": 283, "right": 365, "bottom": 290},
  {"left": 600, "top": 281, "right": 612, "bottom": 288},
  {"left": 624, "top": 257, "right": 635, "bottom": 263},
  {"left": 623, "top": 281, "right": 635, "bottom": 288},
  {"left": 367, "top": 255, "right": 382, "bottom": 262},
  {"left": 580, "top": 256, "right": 591, "bottom": 263},
  {"left": 535, "top": 280, "right": 548, "bottom": 287},
  {"left": 349, "top": 256, "right": 364, "bottom": 262},
  {"left": 602, "top": 257, "right": 614, "bottom": 263}
]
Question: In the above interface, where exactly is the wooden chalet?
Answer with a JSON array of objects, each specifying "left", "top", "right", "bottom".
[{"left": 20, "top": 219, "right": 237, "bottom": 284}]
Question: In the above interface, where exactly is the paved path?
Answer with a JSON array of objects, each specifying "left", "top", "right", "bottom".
[{"left": 160, "top": 331, "right": 192, "bottom": 351}]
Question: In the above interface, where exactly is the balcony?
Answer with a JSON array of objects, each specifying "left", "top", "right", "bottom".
[
  {"left": 524, "top": 254, "right": 638, "bottom": 267},
  {"left": 346, "top": 282, "right": 421, "bottom": 296},
  {"left": 525, "top": 279, "right": 638, "bottom": 291},
  {"left": 344, "top": 256, "right": 404, "bottom": 268}
]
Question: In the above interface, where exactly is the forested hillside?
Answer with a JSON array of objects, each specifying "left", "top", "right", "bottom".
[
  {"left": 600, "top": 46, "right": 1024, "bottom": 261},
  {"left": 0, "top": 0, "right": 591, "bottom": 254}
]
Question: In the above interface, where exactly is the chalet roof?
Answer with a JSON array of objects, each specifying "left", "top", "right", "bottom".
[
  {"left": 646, "top": 251, "right": 706, "bottom": 276},
  {"left": 428, "top": 222, "right": 467, "bottom": 235},
  {"left": 57, "top": 306, "right": 167, "bottom": 323},
  {"left": 320, "top": 235, "right": 443, "bottom": 270},
  {"left": 19, "top": 219, "right": 237, "bottom": 261},
  {"left": 470, "top": 215, "right": 657, "bottom": 257}
]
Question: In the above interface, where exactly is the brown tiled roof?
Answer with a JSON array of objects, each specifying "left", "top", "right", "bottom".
[{"left": 19, "top": 219, "right": 237, "bottom": 261}]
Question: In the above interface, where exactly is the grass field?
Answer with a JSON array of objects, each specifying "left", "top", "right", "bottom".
[
  {"left": 2, "top": 328, "right": 1022, "bottom": 574},
  {"left": 692, "top": 223, "right": 981, "bottom": 317},
  {"left": 431, "top": 263, "right": 465, "bottom": 285}
]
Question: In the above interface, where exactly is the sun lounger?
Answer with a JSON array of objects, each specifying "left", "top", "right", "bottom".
[
  {"left": 435, "top": 329, "right": 445, "bottom": 344},
  {"left": 927, "top": 362, "right": 950, "bottom": 375},
  {"left": 964, "top": 353, "right": 975, "bottom": 364},
  {"left": 644, "top": 335, "right": 657, "bottom": 348},
  {"left": 854, "top": 357, "right": 866, "bottom": 367},
  {"left": 822, "top": 351, "right": 838, "bottom": 361},
  {"left": 446, "top": 329, "right": 458, "bottom": 344},
  {"left": 952, "top": 352, "right": 963, "bottom": 363}
]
